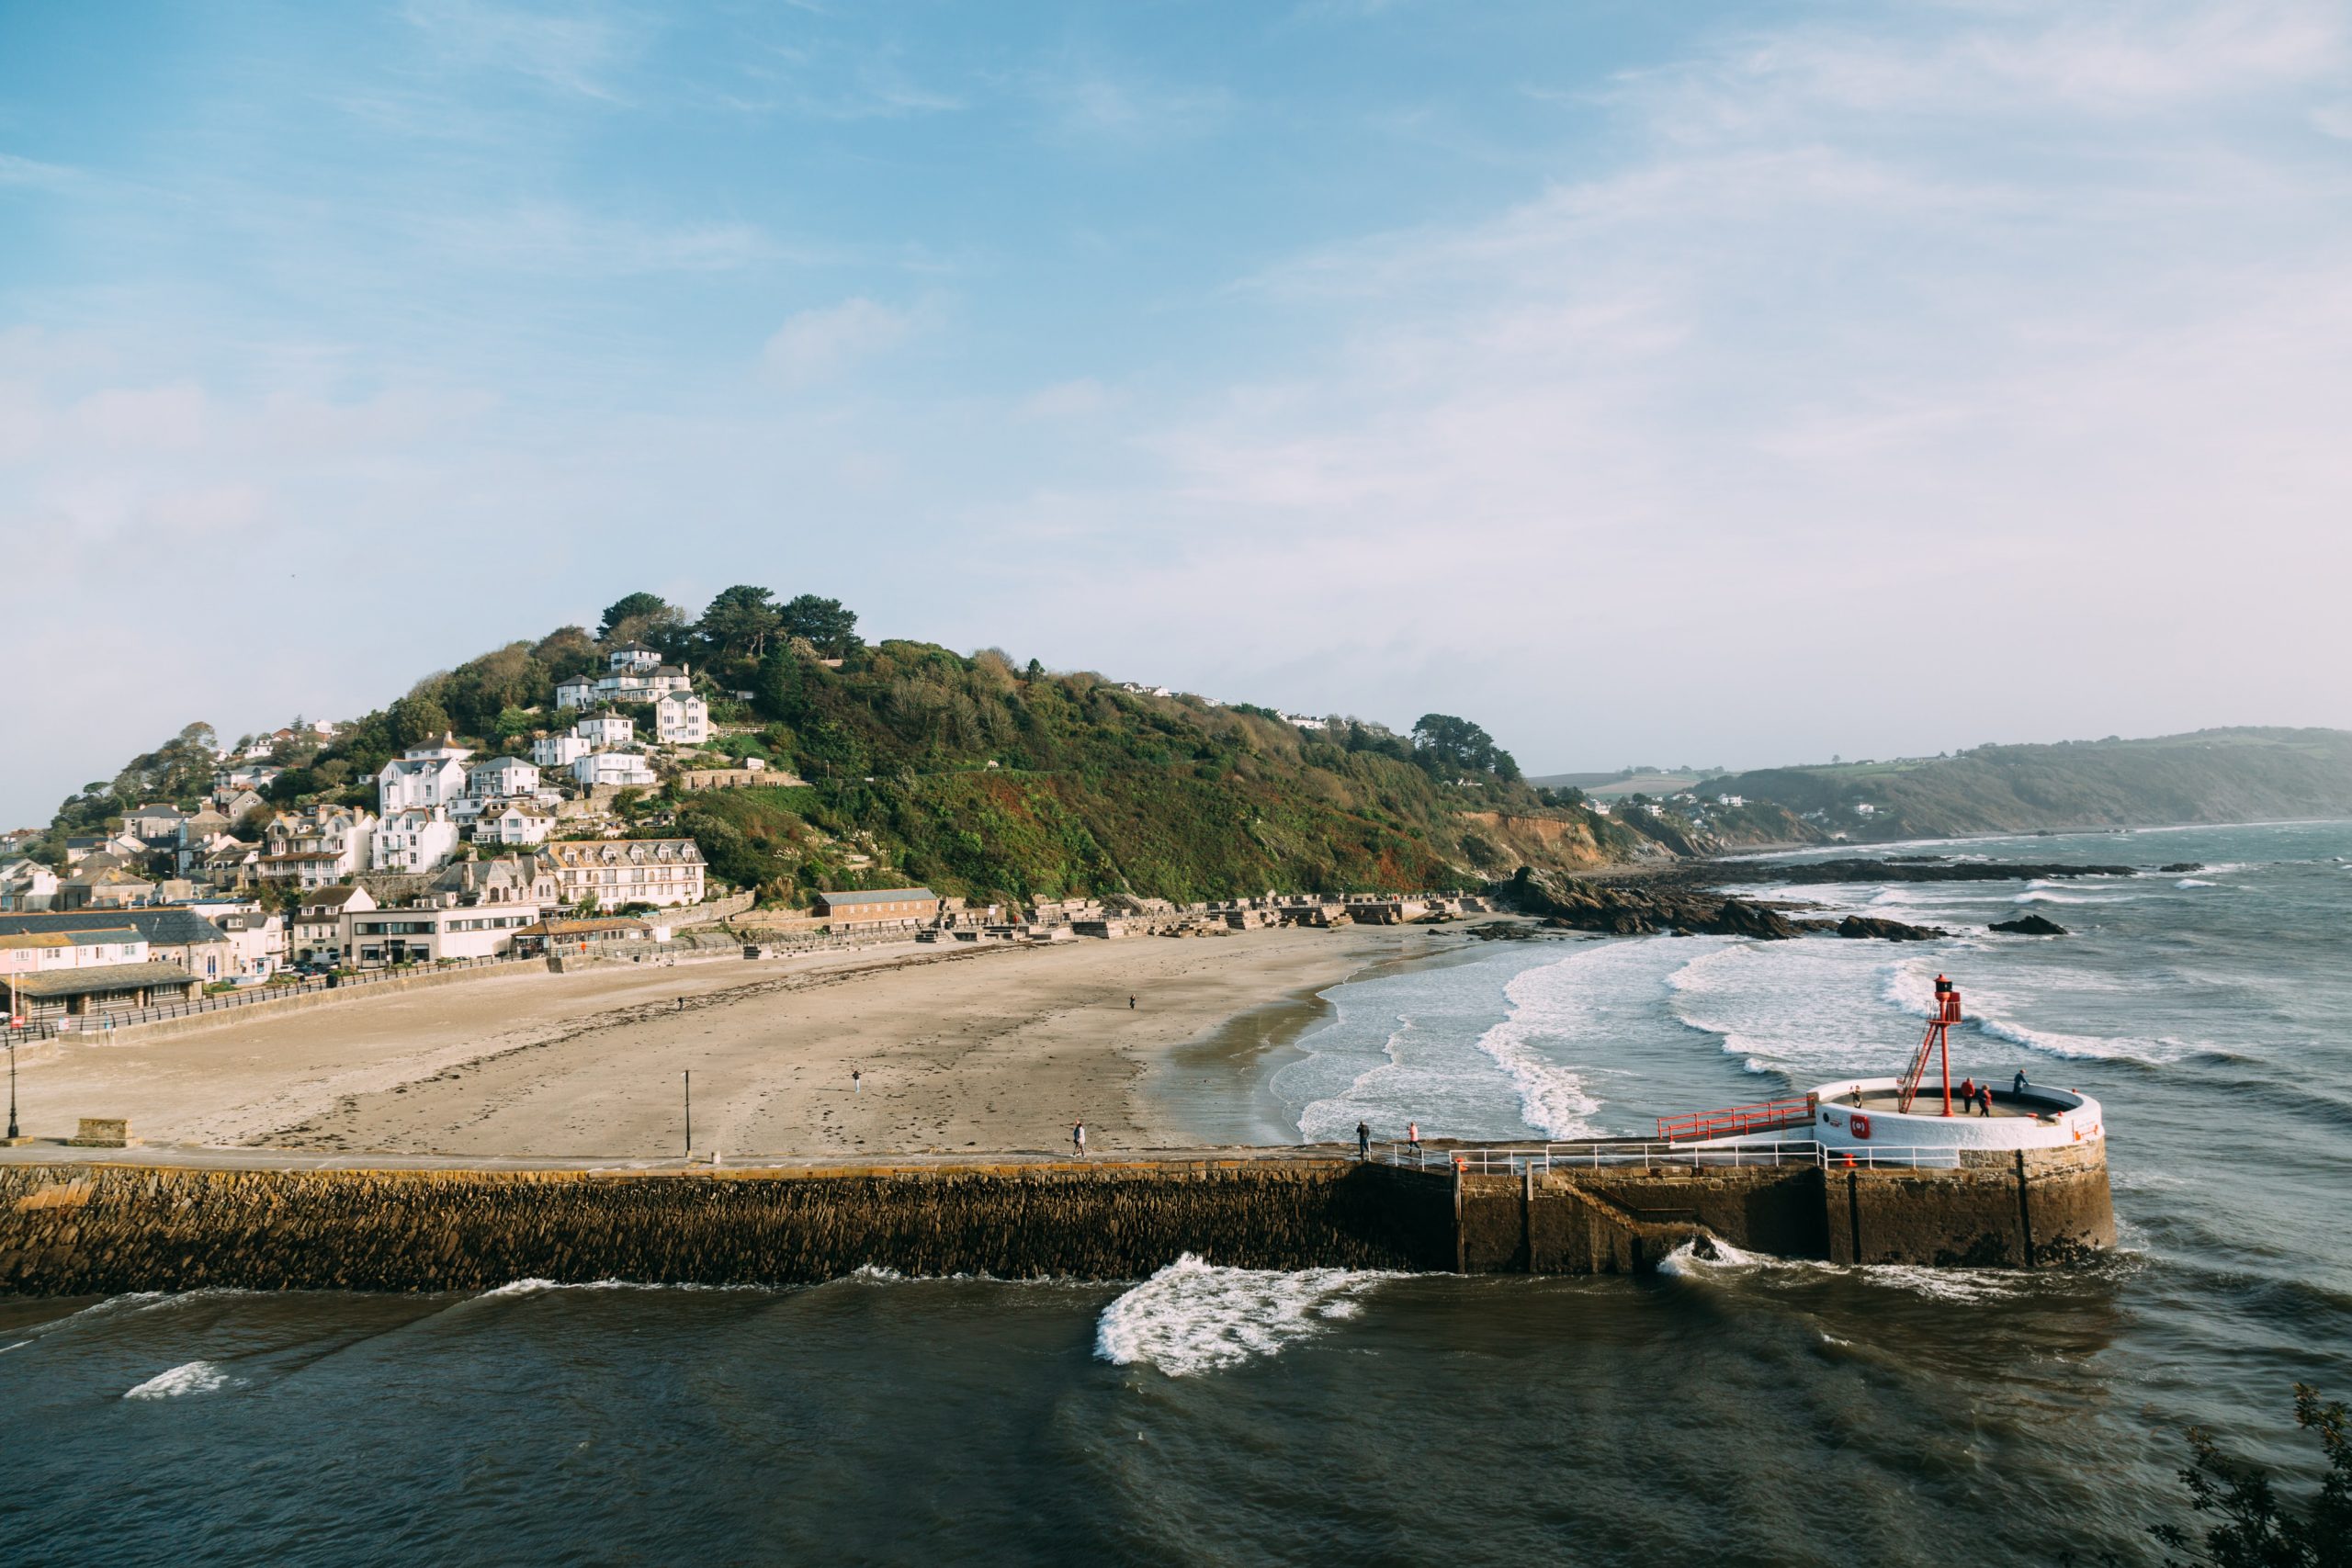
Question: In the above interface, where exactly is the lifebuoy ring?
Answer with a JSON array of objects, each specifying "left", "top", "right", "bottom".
[{"left": 1851, "top": 1114, "right": 1871, "bottom": 1140}]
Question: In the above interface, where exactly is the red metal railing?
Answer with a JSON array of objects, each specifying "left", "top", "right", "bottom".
[{"left": 1655, "top": 1097, "right": 1816, "bottom": 1143}]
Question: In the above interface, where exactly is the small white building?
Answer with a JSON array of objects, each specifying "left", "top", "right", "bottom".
[
  {"left": 343, "top": 904, "right": 542, "bottom": 966},
  {"left": 576, "top": 714, "right": 635, "bottom": 750},
  {"left": 532, "top": 733, "right": 590, "bottom": 768},
  {"left": 473, "top": 802, "right": 556, "bottom": 845},
  {"left": 467, "top": 757, "right": 541, "bottom": 799},
  {"left": 555, "top": 675, "right": 596, "bottom": 710},
  {"left": 572, "top": 751, "right": 657, "bottom": 789},
  {"left": 371, "top": 807, "right": 461, "bottom": 873},
  {"left": 654, "top": 691, "right": 709, "bottom": 747}
]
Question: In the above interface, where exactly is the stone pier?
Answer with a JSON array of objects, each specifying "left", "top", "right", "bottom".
[{"left": 0, "top": 1141, "right": 2113, "bottom": 1296}]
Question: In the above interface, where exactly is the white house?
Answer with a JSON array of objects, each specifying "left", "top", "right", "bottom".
[
  {"left": 546, "top": 838, "right": 707, "bottom": 908},
  {"left": 576, "top": 714, "right": 634, "bottom": 749},
  {"left": 467, "top": 757, "right": 541, "bottom": 798},
  {"left": 0, "top": 859, "right": 59, "bottom": 910},
  {"left": 343, "top": 904, "right": 542, "bottom": 966},
  {"left": 654, "top": 692, "right": 709, "bottom": 746},
  {"left": 1716, "top": 794, "right": 1747, "bottom": 807},
  {"left": 607, "top": 641, "right": 662, "bottom": 672},
  {"left": 261, "top": 807, "right": 377, "bottom": 887},
  {"left": 555, "top": 675, "right": 596, "bottom": 710},
  {"left": 473, "top": 802, "right": 556, "bottom": 845},
  {"left": 572, "top": 751, "right": 657, "bottom": 789},
  {"left": 370, "top": 807, "right": 461, "bottom": 873},
  {"left": 532, "top": 733, "right": 589, "bottom": 768},
  {"left": 379, "top": 736, "right": 473, "bottom": 814}
]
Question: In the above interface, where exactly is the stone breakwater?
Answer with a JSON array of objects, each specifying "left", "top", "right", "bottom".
[{"left": 0, "top": 1145, "right": 2113, "bottom": 1295}]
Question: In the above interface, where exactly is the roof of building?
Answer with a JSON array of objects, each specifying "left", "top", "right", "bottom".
[
  {"left": 609, "top": 640, "right": 658, "bottom": 653},
  {"left": 817, "top": 887, "right": 937, "bottom": 907},
  {"left": 300, "top": 884, "right": 369, "bottom": 909},
  {"left": 0, "top": 927, "right": 142, "bottom": 952},
  {"left": 2, "top": 961, "right": 196, "bottom": 998},
  {"left": 0, "top": 908, "right": 230, "bottom": 946},
  {"left": 515, "top": 917, "right": 652, "bottom": 937}
]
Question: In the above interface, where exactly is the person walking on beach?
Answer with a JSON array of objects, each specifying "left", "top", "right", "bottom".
[
  {"left": 1128, "top": 996, "right": 1136, "bottom": 1010},
  {"left": 1356, "top": 1121, "right": 1371, "bottom": 1160},
  {"left": 1407, "top": 1121, "right": 1421, "bottom": 1156},
  {"left": 852, "top": 1068, "right": 862, "bottom": 1096},
  {"left": 1072, "top": 1121, "right": 1087, "bottom": 1157}
]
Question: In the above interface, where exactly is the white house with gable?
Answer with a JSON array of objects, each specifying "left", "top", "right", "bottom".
[
  {"left": 532, "top": 733, "right": 589, "bottom": 768},
  {"left": 573, "top": 751, "right": 657, "bottom": 789},
  {"left": 379, "top": 735, "right": 472, "bottom": 813},
  {"left": 371, "top": 807, "right": 461, "bottom": 873},
  {"left": 654, "top": 691, "right": 709, "bottom": 746},
  {"left": 468, "top": 757, "right": 541, "bottom": 799},
  {"left": 576, "top": 714, "right": 634, "bottom": 749}
]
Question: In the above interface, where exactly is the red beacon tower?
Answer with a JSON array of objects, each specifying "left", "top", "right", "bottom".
[{"left": 1896, "top": 975, "right": 1964, "bottom": 1115}]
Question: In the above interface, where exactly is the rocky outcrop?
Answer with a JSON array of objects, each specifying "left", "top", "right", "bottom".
[
  {"left": 1504, "top": 867, "right": 1802, "bottom": 940},
  {"left": 2159, "top": 863, "right": 2204, "bottom": 874},
  {"left": 1832, "top": 915, "right": 1948, "bottom": 941},
  {"left": 1990, "top": 913, "right": 2067, "bottom": 936}
]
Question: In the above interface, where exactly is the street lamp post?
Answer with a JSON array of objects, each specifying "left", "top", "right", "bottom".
[{"left": 683, "top": 1069, "right": 691, "bottom": 1159}]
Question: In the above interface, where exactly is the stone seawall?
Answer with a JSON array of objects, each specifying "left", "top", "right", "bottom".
[{"left": 0, "top": 1143, "right": 2115, "bottom": 1295}]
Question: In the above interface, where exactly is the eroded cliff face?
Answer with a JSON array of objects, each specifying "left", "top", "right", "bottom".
[{"left": 1455, "top": 810, "right": 1623, "bottom": 874}]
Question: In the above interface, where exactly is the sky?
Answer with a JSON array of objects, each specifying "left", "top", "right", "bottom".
[{"left": 4, "top": 0, "right": 2351, "bottom": 824}]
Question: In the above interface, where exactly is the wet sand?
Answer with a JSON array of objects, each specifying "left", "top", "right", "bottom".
[{"left": 8, "top": 925, "right": 1485, "bottom": 1157}]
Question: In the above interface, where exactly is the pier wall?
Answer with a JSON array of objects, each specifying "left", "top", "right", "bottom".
[{"left": 0, "top": 1144, "right": 2115, "bottom": 1295}]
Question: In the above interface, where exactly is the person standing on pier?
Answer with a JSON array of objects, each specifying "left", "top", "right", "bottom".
[
  {"left": 1407, "top": 1121, "right": 1421, "bottom": 1156},
  {"left": 1977, "top": 1083, "right": 1994, "bottom": 1117},
  {"left": 2013, "top": 1069, "right": 2030, "bottom": 1096},
  {"left": 1356, "top": 1122, "right": 1370, "bottom": 1160},
  {"left": 1072, "top": 1121, "right": 1087, "bottom": 1156}
]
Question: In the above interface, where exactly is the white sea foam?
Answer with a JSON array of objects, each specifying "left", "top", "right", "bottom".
[
  {"left": 124, "top": 1359, "right": 233, "bottom": 1400},
  {"left": 1093, "top": 1254, "right": 1391, "bottom": 1376},
  {"left": 2177, "top": 878, "right": 2215, "bottom": 888},
  {"left": 1658, "top": 1238, "right": 2033, "bottom": 1303},
  {"left": 1470, "top": 956, "right": 1603, "bottom": 1139}
]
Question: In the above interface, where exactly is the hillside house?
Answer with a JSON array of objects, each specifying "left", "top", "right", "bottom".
[
  {"left": 467, "top": 757, "right": 541, "bottom": 799},
  {"left": 370, "top": 807, "right": 460, "bottom": 874},
  {"left": 571, "top": 751, "right": 656, "bottom": 789},
  {"left": 379, "top": 736, "right": 472, "bottom": 813},
  {"left": 545, "top": 838, "right": 706, "bottom": 908},
  {"left": 473, "top": 801, "right": 555, "bottom": 845},
  {"left": 654, "top": 691, "right": 709, "bottom": 746},
  {"left": 574, "top": 714, "right": 634, "bottom": 749},
  {"left": 532, "top": 733, "right": 589, "bottom": 768},
  {"left": 554, "top": 674, "right": 596, "bottom": 709},
  {"left": 559, "top": 661, "right": 695, "bottom": 709},
  {"left": 56, "top": 866, "right": 156, "bottom": 910},
  {"left": 261, "top": 807, "right": 377, "bottom": 887},
  {"left": 607, "top": 641, "right": 662, "bottom": 672},
  {"left": 1, "top": 860, "right": 58, "bottom": 910}
]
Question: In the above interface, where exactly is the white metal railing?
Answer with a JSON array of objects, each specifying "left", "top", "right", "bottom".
[{"left": 1370, "top": 1139, "right": 1962, "bottom": 1173}]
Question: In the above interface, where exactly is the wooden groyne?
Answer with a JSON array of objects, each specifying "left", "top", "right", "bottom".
[{"left": 0, "top": 1144, "right": 2113, "bottom": 1295}]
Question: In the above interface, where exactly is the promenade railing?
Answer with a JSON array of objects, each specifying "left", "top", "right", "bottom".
[{"left": 1372, "top": 1140, "right": 1961, "bottom": 1173}]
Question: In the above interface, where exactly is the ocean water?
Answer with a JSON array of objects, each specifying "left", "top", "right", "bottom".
[{"left": 9, "top": 822, "right": 2351, "bottom": 1565}]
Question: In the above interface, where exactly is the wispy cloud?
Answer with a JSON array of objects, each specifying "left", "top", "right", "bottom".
[
  {"left": 400, "top": 0, "right": 645, "bottom": 103},
  {"left": 762, "top": 297, "right": 922, "bottom": 385}
]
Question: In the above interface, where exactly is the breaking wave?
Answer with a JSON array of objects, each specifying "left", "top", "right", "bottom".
[
  {"left": 1094, "top": 1254, "right": 1391, "bottom": 1377},
  {"left": 1471, "top": 957, "right": 1602, "bottom": 1139},
  {"left": 124, "top": 1360, "right": 233, "bottom": 1400}
]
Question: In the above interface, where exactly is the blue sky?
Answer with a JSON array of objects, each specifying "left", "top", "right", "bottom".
[{"left": 5, "top": 0, "right": 2351, "bottom": 824}]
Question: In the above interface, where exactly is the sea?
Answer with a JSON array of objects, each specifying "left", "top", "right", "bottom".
[{"left": 8, "top": 821, "right": 2350, "bottom": 1566}]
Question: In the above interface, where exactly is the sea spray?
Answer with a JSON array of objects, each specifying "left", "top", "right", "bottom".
[{"left": 1093, "top": 1254, "right": 1392, "bottom": 1377}]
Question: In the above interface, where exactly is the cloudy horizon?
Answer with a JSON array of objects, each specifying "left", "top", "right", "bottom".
[{"left": 6, "top": 0, "right": 2351, "bottom": 824}]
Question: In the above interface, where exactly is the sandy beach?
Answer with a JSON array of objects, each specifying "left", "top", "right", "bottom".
[{"left": 6, "top": 924, "right": 1481, "bottom": 1157}]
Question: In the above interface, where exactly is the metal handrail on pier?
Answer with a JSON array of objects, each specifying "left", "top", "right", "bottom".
[{"left": 1372, "top": 1140, "right": 1960, "bottom": 1173}]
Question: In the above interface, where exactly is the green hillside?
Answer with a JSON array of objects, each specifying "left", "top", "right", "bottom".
[
  {"left": 44, "top": 587, "right": 1810, "bottom": 906},
  {"left": 1711, "top": 728, "right": 2352, "bottom": 840}
]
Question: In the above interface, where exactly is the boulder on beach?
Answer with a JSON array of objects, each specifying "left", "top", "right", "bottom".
[{"left": 1990, "top": 913, "right": 2067, "bottom": 936}]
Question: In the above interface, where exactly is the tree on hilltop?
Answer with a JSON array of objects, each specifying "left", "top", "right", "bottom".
[
  {"left": 598, "top": 592, "right": 673, "bottom": 640},
  {"left": 1411, "top": 713, "right": 1519, "bottom": 780},
  {"left": 698, "top": 585, "right": 786, "bottom": 663},
  {"left": 778, "top": 594, "right": 860, "bottom": 657}
]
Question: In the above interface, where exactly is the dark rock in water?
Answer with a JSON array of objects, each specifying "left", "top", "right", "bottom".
[
  {"left": 1831, "top": 915, "right": 1948, "bottom": 942},
  {"left": 1990, "top": 913, "right": 2067, "bottom": 936},
  {"left": 1703, "top": 857, "right": 2137, "bottom": 886},
  {"left": 1498, "top": 867, "right": 1835, "bottom": 942},
  {"left": 2160, "top": 863, "right": 2204, "bottom": 874}
]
